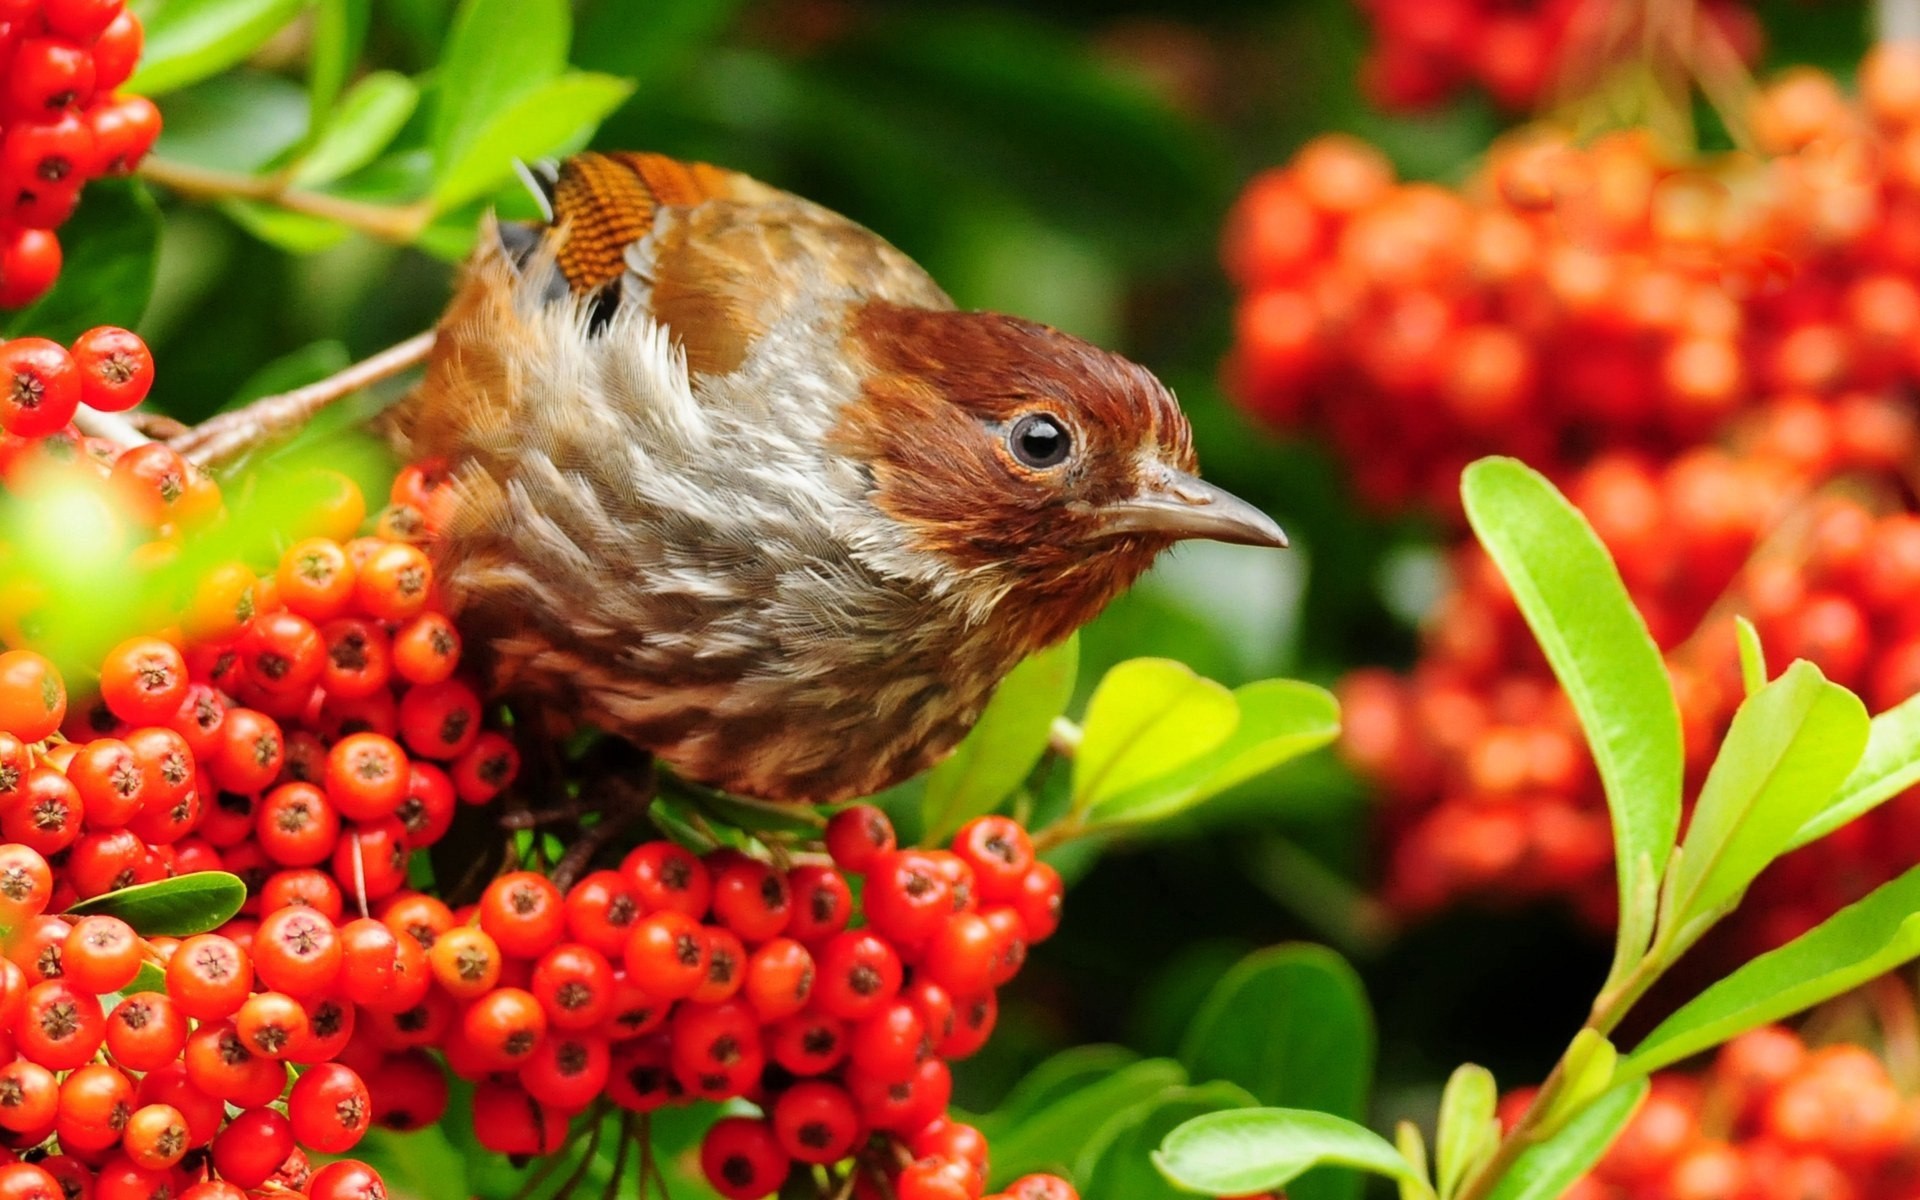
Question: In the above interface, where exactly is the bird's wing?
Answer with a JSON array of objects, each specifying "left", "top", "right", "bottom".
[{"left": 511, "top": 151, "right": 951, "bottom": 377}]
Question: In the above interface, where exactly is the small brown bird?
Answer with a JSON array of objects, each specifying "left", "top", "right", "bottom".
[{"left": 379, "top": 151, "right": 1286, "bottom": 803}]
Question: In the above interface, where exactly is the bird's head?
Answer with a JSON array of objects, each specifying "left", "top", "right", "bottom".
[{"left": 838, "top": 302, "right": 1286, "bottom": 653}]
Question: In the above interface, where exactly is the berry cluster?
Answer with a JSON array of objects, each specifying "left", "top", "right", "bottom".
[
  {"left": 0, "top": 0, "right": 159, "bottom": 308},
  {"left": 0, "top": 325, "right": 1094, "bottom": 1197},
  {"left": 1353, "top": 0, "right": 1761, "bottom": 114},
  {"left": 686, "top": 807, "right": 1069, "bottom": 1199},
  {"left": 1222, "top": 50, "right": 1920, "bottom": 516},
  {"left": 0, "top": 325, "right": 152, "bottom": 439},
  {"left": 1519, "top": 1026, "right": 1920, "bottom": 1199}
]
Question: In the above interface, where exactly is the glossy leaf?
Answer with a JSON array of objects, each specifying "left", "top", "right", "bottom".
[
  {"left": 1666, "top": 660, "right": 1868, "bottom": 933},
  {"left": 1628, "top": 863, "right": 1920, "bottom": 1075},
  {"left": 308, "top": 0, "right": 370, "bottom": 125},
  {"left": 292, "top": 72, "right": 421, "bottom": 188},
  {"left": 4, "top": 183, "right": 161, "bottom": 342},
  {"left": 128, "top": 0, "right": 310, "bottom": 95},
  {"left": 430, "top": 0, "right": 568, "bottom": 177},
  {"left": 1154, "top": 1108, "right": 1421, "bottom": 1197},
  {"left": 1461, "top": 457, "right": 1682, "bottom": 977},
  {"left": 1076, "top": 1083, "right": 1258, "bottom": 1200},
  {"left": 67, "top": 872, "right": 247, "bottom": 936},
  {"left": 1537, "top": 1031, "right": 1617, "bottom": 1138},
  {"left": 1086, "top": 679, "right": 1340, "bottom": 826},
  {"left": 923, "top": 635, "right": 1078, "bottom": 843},
  {"left": 969, "top": 1044, "right": 1143, "bottom": 1137},
  {"left": 430, "top": 72, "right": 634, "bottom": 211},
  {"left": 1791, "top": 690, "right": 1920, "bottom": 851},
  {"left": 1435, "top": 1065, "right": 1498, "bottom": 1200},
  {"left": 1179, "top": 945, "right": 1373, "bottom": 1200},
  {"left": 1484, "top": 1079, "right": 1647, "bottom": 1200},
  {"left": 1072, "top": 659, "right": 1237, "bottom": 814},
  {"left": 986, "top": 1058, "right": 1189, "bottom": 1184}
]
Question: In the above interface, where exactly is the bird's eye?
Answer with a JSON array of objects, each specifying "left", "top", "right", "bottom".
[{"left": 1009, "top": 413, "right": 1071, "bottom": 469}]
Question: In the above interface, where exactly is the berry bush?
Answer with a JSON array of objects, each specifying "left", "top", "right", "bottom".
[{"left": 11, "top": 2, "right": 1920, "bottom": 1200}]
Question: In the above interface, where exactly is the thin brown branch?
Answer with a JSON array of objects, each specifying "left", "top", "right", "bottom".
[{"left": 138, "top": 157, "right": 435, "bottom": 243}]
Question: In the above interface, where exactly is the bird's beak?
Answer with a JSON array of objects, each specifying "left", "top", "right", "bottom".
[{"left": 1095, "top": 468, "right": 1288, "bottom": 548}]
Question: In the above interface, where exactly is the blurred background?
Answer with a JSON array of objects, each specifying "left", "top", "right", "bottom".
[{"left": 114, "top": 0, "right": 1901, "bottom": 1163}]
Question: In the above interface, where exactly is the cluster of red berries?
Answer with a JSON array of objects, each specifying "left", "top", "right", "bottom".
[
  {"left": 0, "top": 325, "right": 152, "bottom": 438},
  {"left": 1353, "top": 0, "right": 1762, "bottom": 114},
  {"left": 1223, "top": 49, "right": 1920, "bottom": 516},
  {"left": 0, "top": 0, "right": 159, "bottom": 308},
  {"left": 1516, "top": 1026, "right": 1920, "bottom": 1200},
  {"left": 684, "top": 806, "right": 1069, "bottom": 1199}
]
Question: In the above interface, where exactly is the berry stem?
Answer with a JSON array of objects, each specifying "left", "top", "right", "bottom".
[
  {"left": 69, "top": 407, "right": 150, "bottom": 449},
  {"left": 136, "top": 157, "right": 435, "bottom": 243}
]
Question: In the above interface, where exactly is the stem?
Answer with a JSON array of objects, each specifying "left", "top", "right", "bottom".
[
  {"left": 1455, "top": 954, "right": 1667, "bottom": 1200},
  {"left": 137, "top": 157, "right": 435, "bottom": 243},
  {"left": 71, "top": 408, "right": 150, "bottom": 449},
  {"left": 1047, "top": 716, "right": 1082, "bottom": 758},
  {"left": 604, "top": 1115, "right": 635, "bottom": 1200}
]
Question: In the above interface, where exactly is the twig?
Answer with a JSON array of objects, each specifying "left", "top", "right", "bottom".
[
  {"left": 167, "top": 332, "right": 436, "bottom": 468},
  {"left": 138, "top": 157, "right": 435, "bottom": 243},
  {"left": 604, "top": 1114, "right": 635, "bottom": 1200},
  {"left": 71, "top": 408, "right": 151, "bottom": 449},
  {"left": 1047, "top": 716, "right": 1082, "bottom": 758}
]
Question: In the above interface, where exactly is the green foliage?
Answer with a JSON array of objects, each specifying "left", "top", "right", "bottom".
[
  {"left": 1661, "top": 661, "right": 1868, "bottom": 945},
  {"left": 922, "top": 635, "right": 1078, "bottom": 843},
  {"left": 977, "top": 1056, "right": 1189, "bottom": 1185},
  {"left": 1627, "top": 864, "right": 1920, "bottom": 1075},
  {"left": 1434, "top": 1066, "right": 1500, "bottom": 1200},
  {"left": 1460, "top": 458, "right": 1682, "bottom": 985},
  {"left": 1154, "top": 1108, "right": 1427, "bottom": 1198},
  {"left": 1076, "top": 1084, "right": 1260, "bottom": 1200},
  {"left": 290, "top": 73, "right": 421, "bottom": 188},
  {"left": 1481, "top": 1080, "right": 1648, "bottom": 1200},
  {"left": 1791, "top": 690, "right": 1920, "bottom": 849},
  {"left": 129, "top": 0, "right": 309, "bottom": 95},
  {"left": 68, "top": 872, "right": 248, "bottom": 936},
  {"left": 1178, "top": 945, "right": 1373, "bottom": 1200}
]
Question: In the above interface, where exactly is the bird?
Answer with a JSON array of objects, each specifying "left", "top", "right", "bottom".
[{"left": 374, "top": 150, "right": 1287, "bottom": 804}]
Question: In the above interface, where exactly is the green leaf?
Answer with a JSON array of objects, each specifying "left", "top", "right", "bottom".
[
  {"left": 1461, "top": 457, "right": 1683, "bottom": 978},
  {"left": 431, "top": 0, "right": 568, "bottom": 178},
  {"left": 1075, "top": 1083, "right": 1259, "bottom": 1200},
  {"left": 4, "top": 182, "right": 161, "bottom": 343},
  {"left": 1537, "top": 1031, "right": 1617, "bottom": 1138},
  {"left": 1435, "top": 1065, "right": 1499, "bottom": 1200},
  {"left": 1178, "top": 945, "right": 1374, "bottom": 1200},
  {"left": 1072, "top": 659, "right": 1237, "bottom": 813},
  {"left": 1665, "top": 660, "right": 1869, "bottom": 935},
  {"left": 1086, "top": 679, "right": 1340, "bottom": 827},
  {"left": 1484, "top": 1079, "right": 1647, "bottom": 1200},
  {"left": 1627, "top": 863, "right": 1920, "bottom": 1075},
  {"left": 1736, "top": 616, "right": 1767, "bottom": 696},
  {"left": 292, "top": 72, "right": 421, "bottom": 188},
  {"left": 1791, "top": 690, "right": 1920, "bottom": 851},
  {"left": 1396, "top": 1122, "right": 1433, "bottom": 1200},
  {"left": 126, "top": 967, "right": 165, "bottom": 995},
  {"left": 923, "top": 635, "right": 1078, "bottom": 843},
  {"left": 67, "top": 872, "right": 247, "bottom": 936},
  {"left": 127, "top": 0, "right": 310, "bottom": 96},
  {"left": 986, "top": 1058, "right": 1189, "bottom": 1185},
  {"left": 1154, "top": 1108, "right": 1423, "bottom": 1197},
  {"left": 221, "top": 202, "right": 353, "bottom": 253},
  {"left": 968, "top": 1044, "right": 1143, "bottom": 1135},
  {"left": 429, "top": 72, "right": 635, "bottom": 211},
  {"left": 308, "top": 0, "right": 370, "bottom": 128}
]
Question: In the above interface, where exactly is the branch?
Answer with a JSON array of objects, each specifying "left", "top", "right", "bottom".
[{"left": 137, "top": 157, "right": 435, "bottom": 244}]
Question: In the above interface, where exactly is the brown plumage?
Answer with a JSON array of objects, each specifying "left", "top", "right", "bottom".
[{"left": 382, "top": 151, "right": 1286, "bottom": 802}]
